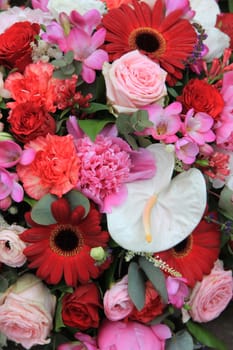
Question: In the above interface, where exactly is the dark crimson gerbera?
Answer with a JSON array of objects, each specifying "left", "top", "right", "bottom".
[
  {"left": 155, "top": 214, "right": 221, "bottom": 287},
  {"left": 20, "top": 198, "right": 110, "bottom": 286},
  {"left": 100, "top": 0, "right": 197, "bottom": 85}
]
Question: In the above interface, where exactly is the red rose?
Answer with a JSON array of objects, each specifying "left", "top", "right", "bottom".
[
  {"left": 62, "top": 283, "right": 101, "bottom": 330},
  {"left": 0, "top": 21, "right": 40, "bottom": 72},
  {"left": 8, "top": 102, "right": 56, "bottom": 143},
  {"left": 177, "top": 78, "right": 224, "bottom": 119},
  {"left": 216, "top": 13, "right": 233, "bottom": 50},
  {"left": 129, "top": 281, "right": 165, "bottom": 323}
]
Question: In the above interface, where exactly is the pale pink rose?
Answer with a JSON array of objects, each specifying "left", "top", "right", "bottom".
[
  {"left": 188, "top": 260, "right": 233, "bottom": 322},
  {"left": 0, "top": 274, "right": 56, "bottom": 349},
  {"left": 103, "top": 50, "right": 167, "bottom": 114},
  {"left": 0, "top": 224, "right": 27, "bottom": 267},
  {"left": 103, "top": 275, "right": 134, "bottom": 321}
]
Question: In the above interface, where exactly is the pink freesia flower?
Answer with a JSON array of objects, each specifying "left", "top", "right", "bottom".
[
  {"left": 166, "top": 276, "right": 189, "bottom": 308},
  {"left": 42, "top": 10, "right": 108, "bottom": 83},
  {"left": 67, "top": 117, "right": 156, "bottom": 213},
  {"left": 97, "top": 319, "right": 171, "bottom": 350},
  {"left": 141, "top": 102, "right": 182, "bottom": 143},
  {"left": 175, "top": 137, "right": 199, "bottom": 164},
  {"left": 182, "top": 109, "right": 216, "bottom": 145},
  {"left": 0, "top": 168, "right": 24, "bottom": 210},
  {"left": 0, "top": 140, "right": 35, "bottom": 168}
]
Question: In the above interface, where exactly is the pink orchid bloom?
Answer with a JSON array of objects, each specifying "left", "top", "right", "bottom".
[
  {"left": 0, "top": 140, "right": 35, "bottom": 168},
  {"left": 0, "top": 168, "right": 24, "bottom": 209},
  {"left": 175, "top": 137, "right": 199, "bottom": 164},
  {"left": 42, "top": 9, "right": 108, "bottom": 83},
  {"left": 31, "top": 0, "right": 49, "bottom": 11},
  {"left": 141, "top": 102, "right": 182, "bottom": 143},
  {"left": 67, "top": 116, "right": 156, "bottom": 213},
  {"left": 182, "top": 109, "right": 216, "bottom": 145},
  {"left": 166, "top": 276, "right": 189, "bottom": 308}
]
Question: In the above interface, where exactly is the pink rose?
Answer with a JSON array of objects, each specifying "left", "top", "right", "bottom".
[
  {"left": 0, "top": 274, "right": 56, "bottom": 349},
  {"left": 103, "top": 50, "right": 167, "bottom": 114},
  {"left": 103, "top": 275, "right": 134, "bottom": 321},
  {"left": 188, "top": 260, "right": 233, "bottom": 322},
  {"left": 97, "top": 319, "right": 171, "bottom": 350},
  {"left": 166, "top": 276, "right": 189, "bottom": 308},
  {"left": 0, "top": 224, "right": 27, "bottom": 267}
]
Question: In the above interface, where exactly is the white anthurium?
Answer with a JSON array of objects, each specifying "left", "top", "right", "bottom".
[{"left": 106, "top": 143, "right": 207, "bottom": 253}]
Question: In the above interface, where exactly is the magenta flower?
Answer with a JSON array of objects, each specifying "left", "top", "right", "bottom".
[
  {"left": 166, "top": 276, "right": 189, "bottom": 309},
  {"left": 58, "top": 333, "right": 98, "bottom": 350},
  {"left": 141, "top": 102, "right": 182, "bottom": 143},
  {"left": 175, "top": 137, "right": 199, "bottom": 165},
  {"left": 67, "top": 116, "right": 156, "bottom": 213},
  {"left": 31, "top": 0, "right": 49, "bottom": 11},
  {"left": 42, "top": 9, "right": 108, "bottom": 83},
  {"left": 182, "top": 109, "right": 216, "bottom": 145},
  {"left": 0, "top": 140, "right": 35, "bottom": 168},
  {"left": 0, "top": 168, "right": 24, "bottom": 210}
]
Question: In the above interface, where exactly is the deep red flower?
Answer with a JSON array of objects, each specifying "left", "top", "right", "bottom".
[
  {"left": 20, "top": 198, "right": 110, "bottom": 286},
  {"left": 177, "top": 78, "right": 224, "bottom": 119},
  {"left": 0, "top": 21, "right": 40, "bottom": 72},
  {"left": 155, "top": 215, "right": 221, "bottom": 287},
  {"left": 100, "top": 0, "right": 197, "bottom": 85}
]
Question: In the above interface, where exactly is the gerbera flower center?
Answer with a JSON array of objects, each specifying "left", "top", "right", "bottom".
[
  {"left": 128, "top": 27, "right": 166, "bottom": 57},
  {"left": 50, "top": 224, "right": 83, "bottom": 256},
  {"left": 172, "top": 236, "right": 193, "bottom": 257}
]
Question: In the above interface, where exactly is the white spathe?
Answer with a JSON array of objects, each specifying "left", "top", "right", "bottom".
[{"left": 106, "top": 143, "right": 207, "bottom": 253}]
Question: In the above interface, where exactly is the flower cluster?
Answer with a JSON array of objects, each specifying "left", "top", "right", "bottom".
[{"left": 0, "top": 0, "right": 233, "bottom": 349}]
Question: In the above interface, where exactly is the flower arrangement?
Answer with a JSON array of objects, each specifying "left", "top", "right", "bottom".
[{"left": 0, "top": 0, "right": 233, "bottom": 349}]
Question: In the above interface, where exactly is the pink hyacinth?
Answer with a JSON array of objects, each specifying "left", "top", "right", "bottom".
[
  {"left": 67, "top": 117, "right": 156, "bottom": 213},
  {"left": 182, "top": 109, "right": 216, "bottom": 146}
]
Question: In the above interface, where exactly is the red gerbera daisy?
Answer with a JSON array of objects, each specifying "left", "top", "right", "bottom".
[
  {"left": 100, "top": 0, "right": 197, "bottom": 85},
  {"left": 154, "top": 214, "right": 221, "bottom": 287},
  {"left": 20, "top": 198, "right": 110, "bottom": 286}
]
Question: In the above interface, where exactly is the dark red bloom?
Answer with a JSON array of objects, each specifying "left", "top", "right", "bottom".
[
  {"left": 155, "top": 214, "right": 221, "bottom": 287},
  {"left": 20, "top": 198, "right": 110, "bottom": 286},
  {"left": 62, "top": 283, "right": 101, "bottom": 330},
  {"left": 0, "top": 21, "right": 40, "bottom": 72}
]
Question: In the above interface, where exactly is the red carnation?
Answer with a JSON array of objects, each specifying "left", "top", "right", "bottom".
[
  {"left": 177, "top": 78, "right": 224, "bottom": 119},
  {"left": 0, "top": 21, "right": 40, "bottom": 72}
]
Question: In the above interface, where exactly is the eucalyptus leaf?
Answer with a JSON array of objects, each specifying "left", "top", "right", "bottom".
[
  {"left": 166, "top": 330, "right": 194, "bottom": 350},
  {"left": 78, "top": 119, "right": 113, "bottom": 141},
  {"left": 61, "top": 63, "right": 76, "bottom": 75},
  {"left": 138, "top": 256, "right": 168, "bottom": 304},
  {"left": 0, "top": 332, "right": 7, "bottom": 349},
  {"left": 31, "top": 194, "right": 57, "bottom": 225},
  {"left": 131, "top": 110, "right": 153, "bottom": 131},
  {"left": 0, "top": 275, "right": 8, "bottom": 293},
  {"left": 186, "top": 320, "right": 228, "bottom": 350},
  {"left": 128, "top": 261, "right": 145, "bottom": 310},
  {"left": 218, "top": 186, "right": 233, "bottom": 221},
  {"left": 64, "top": 50, "right": 74, "bottom": 64},
  {"left": 65, "top": 190, "right": 90, "bottom": 217}
]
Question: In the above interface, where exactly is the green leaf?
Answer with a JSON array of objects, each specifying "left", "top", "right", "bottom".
[
  {"left": 31, "top": 194, "right": 57, "bottom": 225},
  {"left": 186, "top": 320, "right": 228, "bottom": 350},
  {"left": 218, "top": 186, "right": 233, "bottom": 221},
  {"left": 65, "top": 190, "right": 90, "bottom": 217},
  {"left": 78, "top": 119, "right": 114, "bottom": 141},
  {"left": 61, "top": 63, "right": 75, "bottom": 75},
  {"left": 131, "top": 110, "right": 153, "bottom": 132},
  {"left": 138, "top": 256, "right": 168, "bottom": 304},
  {"left": 82, "top": 102, "right": 110, "bottom": 114},
  {"left": 228, "top": 0, "right": 233, "bottom": 12},
  {"left": 166, "top": 330, "right": 194, "bottom": 350},
  {"left": 0, "top": 275, "right": 9, "bottom": 293},
  {"left": 54, "top": 295, "right": 66, "bottom": 332},
  {"left": 128, "top": 261, "right": 145, "bottom": 310},
  {"left": 64, "top": 50, "right": 74, "bottom": 64}
]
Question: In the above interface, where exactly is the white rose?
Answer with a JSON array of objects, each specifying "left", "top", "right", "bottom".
[{"left": 47, "top": 0, "right": 106, "bottom": 18}]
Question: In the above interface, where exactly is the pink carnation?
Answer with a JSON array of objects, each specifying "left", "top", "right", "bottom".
[{"left": 16, "top": 134, "right": 80, "bottom": 200}]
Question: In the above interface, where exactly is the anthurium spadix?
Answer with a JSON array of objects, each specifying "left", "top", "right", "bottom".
[{"left": 106, "top": 143, "right": 207, "bottom": 253}]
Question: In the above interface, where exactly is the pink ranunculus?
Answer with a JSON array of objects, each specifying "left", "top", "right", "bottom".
[
  {"left": 166, "top": 276, "right": 189, "bottom": 309},
  {"left": 188, "top": 260, "right": 233, "bottom": 322},
  {"left": 103, "top": 275, "right": 134, "bottom": 321},
  {"left": 102, "top": 50, "right": 167, "bottom": 114},
  {"left": 0, "top": 274, "right": 56, "bottom": 349},
  {"left": 0, "top": 224, "right": 27, "bottom": 267},
  {"left": 97, "top": 319, "right": 171, "bottom": 350}
]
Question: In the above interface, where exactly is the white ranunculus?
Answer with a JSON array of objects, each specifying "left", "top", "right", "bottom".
[
  {"left": 106, "top": 143, "right": 207, "bottom": 253},
  {"left": 190, "top": 0, "right": 230, "bottom": 61},
  {"left": 47, "top": 0, "right": 106, "bottom": 18}
]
